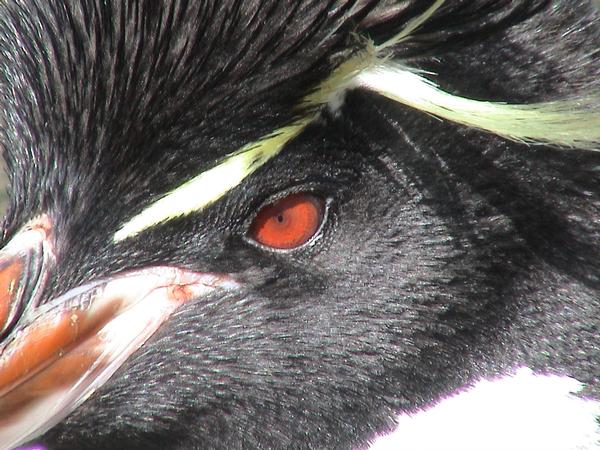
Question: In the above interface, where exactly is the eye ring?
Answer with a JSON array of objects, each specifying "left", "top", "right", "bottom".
[{"left": 247, "top": 193, "right": 327, "bottom": 251}]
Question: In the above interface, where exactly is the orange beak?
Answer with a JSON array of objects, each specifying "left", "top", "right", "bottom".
[{"left": 0, "top": 216, "right": 237, "bottom": 449}]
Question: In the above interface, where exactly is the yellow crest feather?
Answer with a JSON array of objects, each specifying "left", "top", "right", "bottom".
[{"left": 115, "top": 0, "right": 600, "bottom": 242}]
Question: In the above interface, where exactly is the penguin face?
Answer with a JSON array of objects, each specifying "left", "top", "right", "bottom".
[{"left": 1, "top": 1, "right": 600, "bottom": 449}]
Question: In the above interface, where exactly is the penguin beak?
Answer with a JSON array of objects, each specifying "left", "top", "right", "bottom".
[{"left": 0, "top": 216, "right": 237, "bottom": 449}]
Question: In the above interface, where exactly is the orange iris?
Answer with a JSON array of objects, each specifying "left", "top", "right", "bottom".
[{"left": 249, "top": 194, "right": 324, "bottom": 249}]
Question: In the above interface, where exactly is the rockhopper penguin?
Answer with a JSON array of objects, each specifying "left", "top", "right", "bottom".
[{"left": 0, "top": 0, "right": 600, "bottom": 449}]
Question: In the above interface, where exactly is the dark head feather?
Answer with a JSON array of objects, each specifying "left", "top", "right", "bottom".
[{"left": 0, "top": 1, "right": 599, "bottom": 449}]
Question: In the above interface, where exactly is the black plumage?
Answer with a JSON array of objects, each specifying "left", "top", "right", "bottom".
[{"left": 0, "top": 1, "right": 600, "bottom": 449}]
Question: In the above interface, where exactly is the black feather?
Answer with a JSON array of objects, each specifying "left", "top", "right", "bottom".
[{"left": 0, "top": 1, "right": 599, "bottom": 449}]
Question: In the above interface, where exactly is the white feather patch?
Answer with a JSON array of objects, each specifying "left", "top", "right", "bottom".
[{"left": 367, "top": 368, "right": 600, "bottom": 450}]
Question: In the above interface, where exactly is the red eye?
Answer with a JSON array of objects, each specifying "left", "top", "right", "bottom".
[{"left": 249, "top": 193, "right": 325, "bottom": 249}]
